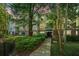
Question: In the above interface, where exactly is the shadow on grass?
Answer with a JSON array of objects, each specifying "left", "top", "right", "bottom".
[{"left": 51, "top": 42, "right": 79, "bottom": 56}]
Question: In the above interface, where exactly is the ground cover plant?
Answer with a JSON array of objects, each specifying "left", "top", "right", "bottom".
[{"left": 3, "top": 33, "right": 45, "bottom": 55}]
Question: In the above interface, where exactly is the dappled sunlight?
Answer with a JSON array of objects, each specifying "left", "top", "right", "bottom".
[{"left": 0, "top": 3, "right": 79, "bottom": 56}]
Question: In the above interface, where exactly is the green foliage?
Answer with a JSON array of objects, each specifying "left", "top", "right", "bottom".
[
  {"left": 66, "top": 35, "right": 79, "bottom": 42},
  {"left": 51, "top": 42, "right": 79, "bottom": 56},
  {"left": 10, "top": 4, "right": 30, "bottom": 27},
  {"left": 5, "top": 34, "right": 45, "bottom": 52},
  {"left": 64, "top": 42, "right": 79, "bottom": 56},
  {"left": 68, "top": 4, "right": 79, "bottom": 20},
  {"left": 15, "top": 34, "right": 45, "bottom": 52},
  {"left": 10, "top": 3, "right": 35, "bottom": 36},
  {"left": 51, "top": 43, "right": 60, "bottom": 56},
  {"left": 46, "top": 12, "right": 56, "bottom": 28},
  {"left": 0, "top": 4, "right": 8, "bottom": 36}
]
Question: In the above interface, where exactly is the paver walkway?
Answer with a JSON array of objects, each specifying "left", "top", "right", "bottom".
[{"left": 30, "top": 38, "right": 51, "bottom": 56}]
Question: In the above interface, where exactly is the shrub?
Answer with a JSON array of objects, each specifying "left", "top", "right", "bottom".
[
  {"left": 15, "top": 34, "right": 45, "bottom": 52},
  {"left": 4, "top": 34, "right": 45, "bottom": 55},
  {"left": 66, "top": 35, "right": 79, "bottom": 42}
]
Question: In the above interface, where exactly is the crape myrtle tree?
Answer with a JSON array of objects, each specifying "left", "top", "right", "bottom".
[
  {"left": 55, "top": 3, "right": 65, "bottom": 55},
  {"left": 50, "top": 3, "right": 71, "bottom": 55},
  {"left": 50, "top": 3, "right": 68, "bottom": 55},
  {"left": 55, "top": 3, "right": 79, "bottom": 55},
  {"left": 38, "top": 3, "right": 67, "bottom": 55}
]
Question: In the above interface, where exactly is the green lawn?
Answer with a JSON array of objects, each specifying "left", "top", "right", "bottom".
[{"left": 51, "top": 42, "right": 79, "bottom": 56}]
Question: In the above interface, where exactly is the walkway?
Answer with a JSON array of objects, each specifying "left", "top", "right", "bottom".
[{"left": 30, "top": 38, "right": 51, "bottom": 56}]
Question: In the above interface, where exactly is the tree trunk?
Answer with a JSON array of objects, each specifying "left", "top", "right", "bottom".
[
  {"left": 64, "top": 3, "right": 68, "bottom": 42},
  {"left": 37, "top": 14, "right": 41, "bottom": 33},
  {"left": 71, "top": 23, "right": 76, "bottom": 36},
  {"left": 56, "top": 3, "right": 64, "bottom": 55},
  {"left": 78, "top": 29, "right": 79, "bottom": 36},
  {"left": 28, "top": 4, "right": 34, "bottom": 36}
]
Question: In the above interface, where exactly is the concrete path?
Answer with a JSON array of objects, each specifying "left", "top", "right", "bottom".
[{"left": 30, "top": 38, "right": 51, "bottom": 56}]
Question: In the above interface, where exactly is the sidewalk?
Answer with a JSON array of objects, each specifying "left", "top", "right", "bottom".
[{"left": 30, "top": 38, "right": 51, "bottom": 56}]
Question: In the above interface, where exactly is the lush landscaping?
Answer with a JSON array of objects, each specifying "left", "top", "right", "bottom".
[
  {"left": 1, "top": 33, "right": 46, "bottom": 55},
  {"left": 15, "top": 34, "right": 45, "bottom": 53},
  {"left": 0, "top": 3, "right": 79, "bottom": 56}
]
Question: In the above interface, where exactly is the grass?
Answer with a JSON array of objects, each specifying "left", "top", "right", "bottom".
[
  {"left": 51, "top": 42, "right": 79, "bottom": 56},
  {"left": 64, "top": 42, "right": 79, "bottom": 56}
]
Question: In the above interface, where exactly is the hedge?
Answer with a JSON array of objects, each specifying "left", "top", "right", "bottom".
[{"left": 66, "top": 35, "right": 79, "bottom": 42}]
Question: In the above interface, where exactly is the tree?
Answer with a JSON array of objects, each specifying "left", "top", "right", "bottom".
[
  {"left": 67, "top": 4, "right": 79, "bottom": 36},
  {"left": 10, "top": 3, "right": 51, "bottom": 36},
  {"left": 0, "top": 4, "right": 8, "bottom": 38},
  {"left": 56, "top": 4, "right": 64, "bottom": 55},
  {"left": 28, "top": 4, "right": 34, "bottom": 36},
  {"left": 55, "top": 3, "right": 67, "bottom": 55},
  {"left": 9, "top": 3, "right": 35, "bottom": 36},
  {"left": 34, "top": 3, "right": 51, "bottom": 33}
]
